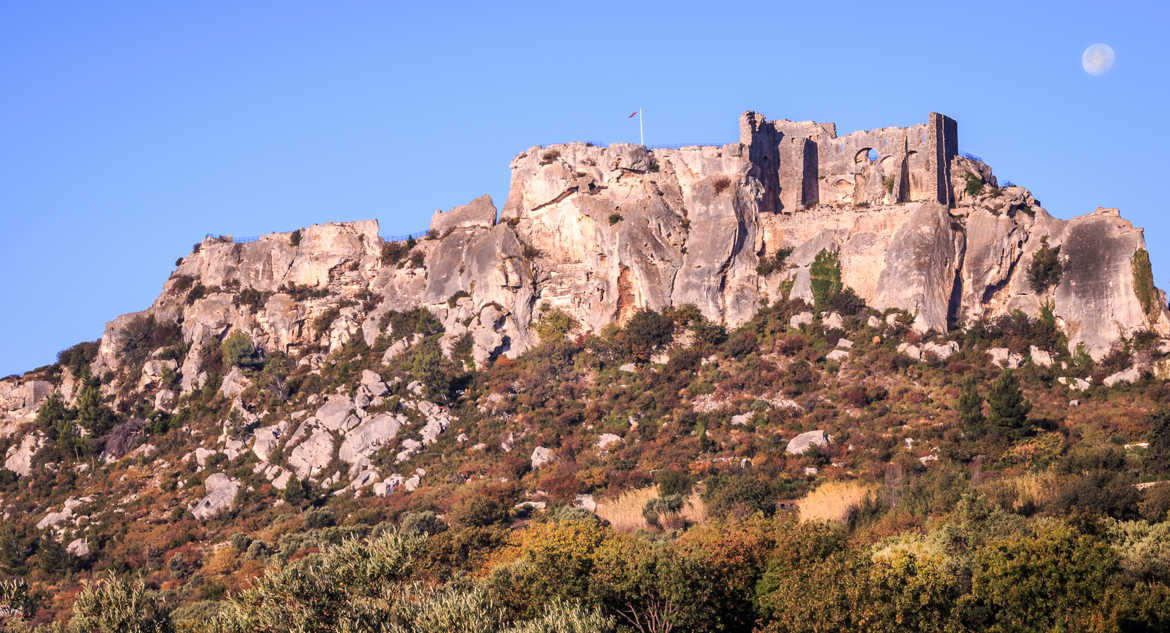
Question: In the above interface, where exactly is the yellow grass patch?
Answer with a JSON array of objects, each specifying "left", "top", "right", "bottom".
[
  {"left": 798, "top": 480, "right": 875, "bottom": 523},
  {"left": 595, "top": 486, "right": 707, "bottom": 532}
]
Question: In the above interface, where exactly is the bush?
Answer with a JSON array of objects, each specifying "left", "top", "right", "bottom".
[
  {"left": 608, "top": 213, "right": 622, "bottom": 225},
  {"left": 809, "top": 249, "right": 842, "bottom": 312},
  {"left": 537, "top": 309, "right": 576, "bottom": 343},
  {"left": 69, "top": 573, "right": 175, "bottom": 633},
  {"left": 57, "top": 340, "right": 99, "bottom": 375},
  {"left": 654, "top": 468, "right": 693, "bottom": 497},
  {"left": 756, "top": 248, "right": 793, "bottom": 277},
  {"left": 702, "top": 473, "right": 775, "bottom": 518},
  {"left": 1028, "top": 237, "right": 1063, "bottom": 293},
  {"left": 1133, "top": 248, "right": 1160, "bottom": 321},
  {"left": 221, "top": 331, "right": 262, "bottom": 369},
  {"left": 401, "top": 511, "right": 448, "bottom": 536},
  {"left": 621, "top": 309, "right": 674, "bottom": 361},
  {"left": 290, "top": 229, "right": 302, "bottom": 246},
  {"left": 964, "top": 171, "right": 985, "bottom": 196}
]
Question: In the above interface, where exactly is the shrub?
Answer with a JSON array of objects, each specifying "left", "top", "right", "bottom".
[
  {"left": 964, "top": 171, "right": 985, "bottom": 196},
  {"left": 654, "top": 468, "right": 693, "bottom": 497},
  {"left": 447, "top": 290, "right": 471, "bottom": 308},
  {"left": 641, "top": 494, "right": 684, "bottom": 528},
  {"left": 809, "top": 249, "right": 842, "bottom": 312},
  {"left": 540, "top": 150, "right": 561, "bottom": 165},
  {"left": 608, "top": 213, "right": 622, "bottom": 225},
  {"left": 1028, "top": 237, "right": 1063, "bottom": 293},
  {"left": 1133, "top": 248, "right": 1159, "bottom": 321},
  {"left": 621, "top": 309, "right": 674, "bottom": 361},
  {"left": 69, "top": 573, "right": 175, "bottom": 633},
  {"left": 986, "top": 370, "right": 1031, "bottom": 440},
  {"left": 290, "top": 229, "right": 302, "bottom": 246},
  {"left": 401, "top": 511, "right": 448, "bottom": 536},
  {"left": 221, "top": 331, "right": 262, "bottom": 369},
  {"left": 381, "top": 240, "right": 412, "bottom": 266},
  {"left": 713, "top": 176, "right": 731, "bottom": 194},
  {"left": 536, "top": 309, "right": 576, "bottom": 343},
  {"left": 756, "top": 247, "right": 793, "bottom": 277},
  {"left": 702, "top": 473, "right": 775, "bottom": 519}
]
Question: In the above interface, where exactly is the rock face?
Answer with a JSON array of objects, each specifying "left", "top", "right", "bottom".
[
  {"left": 786, "top": 430, "right": 829, "bottom": 455},
  {"left": 192, "top": 473, "right": 240, "bottom": 521},
  {"left": 2, "top": 109, "right": 1167, "bottom": 475}
]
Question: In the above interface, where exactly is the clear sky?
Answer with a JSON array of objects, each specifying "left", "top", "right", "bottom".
[{"left": 1, "top": 0, "right": 1167, "bottom": 376}]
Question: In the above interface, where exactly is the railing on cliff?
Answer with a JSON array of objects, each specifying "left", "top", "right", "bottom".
[{"left": 203, "top": 230, "right": 430, "bottom": 244}]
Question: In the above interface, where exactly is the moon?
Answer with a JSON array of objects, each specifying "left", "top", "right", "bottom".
[{"left": 1082, "top": 43, "right": 1115, "bottom": 75}]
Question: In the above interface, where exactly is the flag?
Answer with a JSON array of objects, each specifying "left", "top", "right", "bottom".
[{"left": 628, "top": 111, "right": 639, "bottom": 118}]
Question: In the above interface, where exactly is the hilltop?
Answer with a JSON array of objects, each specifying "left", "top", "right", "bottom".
[{"left": 2, "top": 111, "right": 1170, "bottom": 631}]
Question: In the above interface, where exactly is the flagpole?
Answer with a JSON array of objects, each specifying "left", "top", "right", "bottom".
[{"left": 639, "top": 107, "right": 644, "bottom": 146}]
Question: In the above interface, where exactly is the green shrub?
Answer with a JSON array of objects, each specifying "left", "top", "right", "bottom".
[
  {"left": 536, "top": 310, "right": 576, "bottom": 343},
  {"left": 221, "top": 331, "right": 262, "bottom": 369},
  {"left": 964, "top": 172, "right": 985, "bottom": 196},
  {"left": 654, "top": 467, "right": 693, "bottom": 497},
  {"left": 1028, "top": 237, "right": 1063, "bottom": 293},
  {"left": 1133, "top": 248, "right": 1159, "bottom": 321},
  {"left": 756, "top": 247, "right": 793, "bottom": 277},
  {"left": 702, "top": 473, "right": 775, "bottom": 518},
  {"left": 608, "top": 213, "right": 622, "bottom": 225},
  {"left": 447, "top": 290, "right": 471, "bottom": 308},
  {"left": 69, "top": 573, "right": 174, "bottom": 633},
  {"left": 621, "top": 309, "right": 674, "bottom": 361},
  {"left": 809, "top": 249, "right": 842, "bottom": 312},
  {"left": 290, "top": 229, "right": 302, "bottom": 246}
]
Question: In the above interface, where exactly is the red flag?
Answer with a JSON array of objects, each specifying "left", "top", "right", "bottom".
[{"left": 628, "top": 111, "right": 639, "bottom": 118}]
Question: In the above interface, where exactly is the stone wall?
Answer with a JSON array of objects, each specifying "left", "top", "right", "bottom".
[{"left": 741, "top": 111, "right": 957, "bottom": 211}]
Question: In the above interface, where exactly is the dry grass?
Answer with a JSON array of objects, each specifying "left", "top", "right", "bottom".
[
  {"left": 798, "top": 480, "right": 876, "bottom": 523},
  {"left": 978, "top": 471, "right": 1060, "bottom": 512},
  {"left": 596, "top": 486, "right": 707, "bottom": 532}
]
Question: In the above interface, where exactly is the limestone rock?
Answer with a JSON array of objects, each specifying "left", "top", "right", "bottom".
[
  {"left": 192, "top": 473, "right": 240, "bottom": 521},
  {"left": 988, "top": 347, "right": 1023, "bottom": 369},
  {"left": 597, "top": 433, "right": 622, "bottom": 450},
  {"left": 922, "top": 341, "right": 959, "bottom": 361},
  {"left": 288, "top": 430, "right": 334, "bottom": 479},
  {"left": 339, "top": 413, "right": 402, "bottom": 466},
  {"left": 251, "top": 421, "right": 287, "bottom": 463},
  {"left": 220, "top": 367, "right": 249, "bottom": 398},
  {"left": 430, "top": 194, "right": 497, "bottom": 235},
  {"left": 786, "top": 430, "right": 829, "bottom": 455},
  {"left": 1058, "top": 376, "right": 1091, "bottom": 391},
  {"left": 1104, "top": 366, "right": 1143, "bottom": 387},
  {"left": 67, "top": 538, "right": 90, "bottom": 558},
  {"left": 1029, "top": 346, "right": 1053, "bottom": 368},
  {"left": 826, "top": 349, "right": 849, "bottom": 362},
  {"left": 4, "top": 433, "right": 44, "bottom": 476},
  {"left": 790, "top": 312, "right": 813, "bottom": 329},
  {"left": 530, "top": 446, "right": 557, "bottom": 469}
]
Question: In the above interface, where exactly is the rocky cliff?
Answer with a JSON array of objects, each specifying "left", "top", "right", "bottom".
[{"left": 3, "top": 109, "right": 1168, "bottom": 484}]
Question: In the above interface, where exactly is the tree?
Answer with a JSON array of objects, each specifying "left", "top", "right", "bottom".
[
  {"left": 622, "top": 310, "right": 674, "bottom": 361},
  {"left": 69, "top": 573, "right": 174, "bottom": 633},
  {"left": 985, "top": 370, "right": 1031, "bottom": 440},
  {"left": 1027, "top": 237, "right": 1063, "bottom": 293},
  {"left": 809, "top": 249, "right": 842, "bottom": 312},
  {"left": 221, "top": 331, "right": 263, "bottom": 369},
  {"left": 1148, "top": 408, "right": 1170, "bottom": 475},
  {"left": 76, "top": 372, "right": 119, "bottom": 436},
  {"left": 957, "top": 375, "right": 986, "bottom": 438}
]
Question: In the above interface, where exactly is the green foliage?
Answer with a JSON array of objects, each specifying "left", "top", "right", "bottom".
[
  {"left": 809, "top": 249, "right": 842, "bottom": 312},
  {"left": 607, "top": 213, "right": 622, "bottom": 225},
  {"left": 702, "top": 473, "right": 776, "bottom": 519},
  {"left": 1149, "top": 408, "right": 1170, "bottom": 476},
  {"left": 621, "top": 309, "right": 674, "bottom": 361},
  {"left": 381, "top": 238, "right": 416, "bottom": 266},
  {"left": 536, "top": 310, "right": 576, "bottom": 344},
  {"left": 985, "top": 370, "right": 1031, "bottom": 440},
  {"left": 69, "top": 573, "right": 174, "bottom": 633},
  {"left": 641, "top": 494, "right": 684, "bottom": 527},
  {"left": 653, "top": 468, "right": 692, "bottom": 497},
  {"left": 1133, "top": 248, "right": 1160, "bottom": 322},
  {"left": 57, "top": 341, "right": 99, "bottom": 376},
  {"left": 964, "top": 171, "right": 985, "bottom": 196},
  {"left": 755, "top": 248, "right": 793, "bottom": 277},
  {"left": 221, "top": 331, "right": 263, "bottom": 369},
  {"left": 384, "top": 308, "right": 444, "bottom": 341},
  {"left": 447, "top": 290, "right": 471, "bottom": 308},
  {"left": 290, "top": 229, "right": 302, "bottom": 246},
  {"left": 1027, "top": 237, "right": 1063, "bottom": 293},
  {"left": 957, "top": 374, "right": 986, "bottom": 438}
]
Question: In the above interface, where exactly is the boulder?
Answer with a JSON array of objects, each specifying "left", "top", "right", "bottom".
[
  {"left": 251, "top": 421, "right": 287, "bottom": 463},
  {"left": 988, "top": 347, "right": 1023, "bottom": 369},
  {"left": 66, "top": 538, "right": 90, "bottom": 558},
  {"left": 790, "top": 312, "right": 813, "bottom": 329},
  {"left": 4, "top": 433, "right": 44, "bottom": 476},
  {"left": 826, "top": 349, "right": 849, "bottom": 362},
  {"left": 339, "top": 413, "right": 402, "bottom": 466},
  {"left": 288, "top": 430, "right": 335, "bottom": 479},
  {"left": 1104, "top": 365, "right": 1143, "bottom": 387},
  {"left": 1029, "top": 345, "right": 1053, "bottom": 368},
  {"left": 786, "top": 430, "right": 829, "bottom": 455},
  {"left": 597, "top": 433, "right": 623, "bottom": 450},
  {"left": 922, "top": 340, "right": 959, "bottom": 361},
  {"left": 429, "top": 194, "right": 497, "bottom": 235},
  {"left": 530, "top": 446, "right": 557, "bottom": 469},
  {"left": 192, "top": 473, "right": 240, "bottom": 521}
]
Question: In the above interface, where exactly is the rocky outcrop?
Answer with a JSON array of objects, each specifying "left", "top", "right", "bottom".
[{"left": 192, "top": 473, "right": 240, "bottom": 521}]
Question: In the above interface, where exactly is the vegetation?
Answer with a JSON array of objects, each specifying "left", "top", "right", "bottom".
[
  {"left": 1028, "top": 237, "right": 1063, "bottom": 293},
  {"left": 755, "top": 248, "right": 792, "bottom": 277},
  {"left": 964, "top": 171, "right": 985, "bottom": 196},
  {"left": 809, "top": 249, "right": 842, "bottom": 312},
  {"left": 1133, "top": 248, "right": 1160, "bottom": 322}
]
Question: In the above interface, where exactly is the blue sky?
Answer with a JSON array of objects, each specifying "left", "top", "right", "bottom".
[{"left": 1, "top": 1, "right": 1167, "bottom": 376}]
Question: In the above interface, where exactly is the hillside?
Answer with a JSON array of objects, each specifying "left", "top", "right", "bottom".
[{"left": 3, "top": 111, "right": 1170, "bottom": 631}]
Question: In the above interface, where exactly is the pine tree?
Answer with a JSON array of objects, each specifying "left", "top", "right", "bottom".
[
  {"left": 957, "top": 375, "right": 986, "bottom": 438},
  {"left": 986, "top": 370, "right": 1031, "bottom": 440}
]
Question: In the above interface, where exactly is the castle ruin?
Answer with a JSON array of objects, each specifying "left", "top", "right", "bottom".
[{"left": 739, "top": 111, "right": 958, "bottom": 212}]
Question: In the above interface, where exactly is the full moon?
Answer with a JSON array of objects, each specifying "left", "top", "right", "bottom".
[{"left": 1082, "top": 43, "right": 1115, "bottom": 75}]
